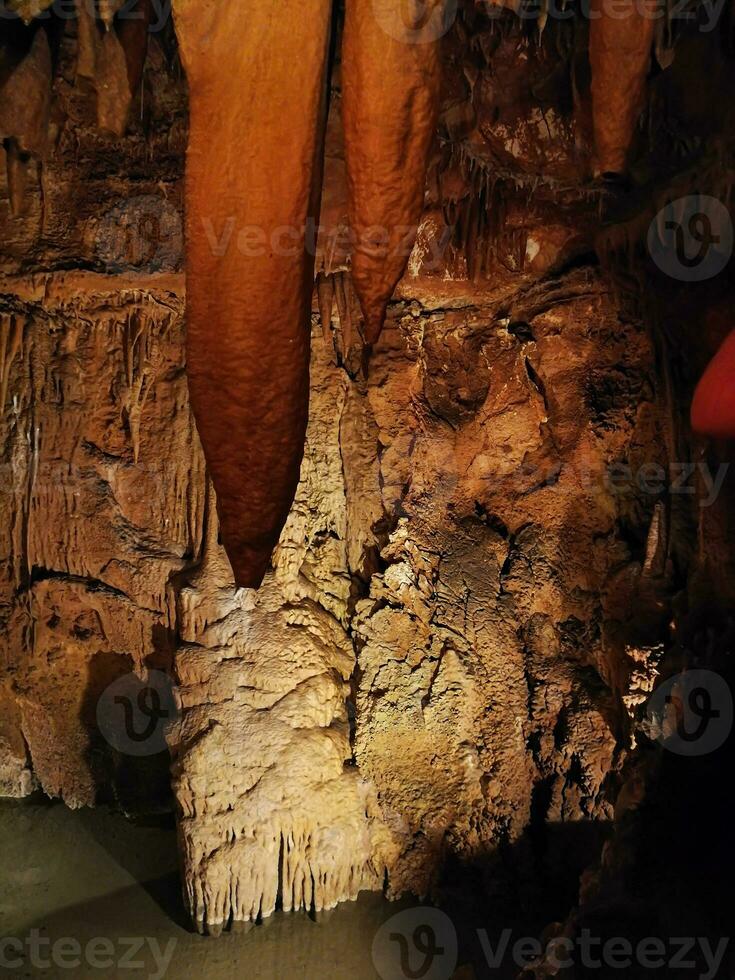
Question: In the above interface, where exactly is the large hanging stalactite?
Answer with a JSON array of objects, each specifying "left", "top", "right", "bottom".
[
  {"left": 173, "top": 1, "right": 445, "bottom": 587},
  {"left": 342, "top": 0, "right": 445, "bottom": 345},
  {"left": 172, "top": 0, "right": 333, "bottom": 589},
  {"left": 0, "top": 26, "right": 51, "bottom": 216},
  {"left": 588, "top": 0, "right": 657, "bottom": 175},
  {"left": 75, "top": 0, "right": 153, "bottom": 137}
]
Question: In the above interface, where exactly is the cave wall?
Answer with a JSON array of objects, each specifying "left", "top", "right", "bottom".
[
  {"left": 0, "top": 257, "right": 668, "bottom": 927},
  {"left": 2, "top": 0, "right": 721, "bottom": 935}
]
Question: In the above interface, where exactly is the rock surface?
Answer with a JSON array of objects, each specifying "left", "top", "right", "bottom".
[
  {"left": 1, "top": 0, "right": 720, "bottom": 939},
  {"left": 0, "top": 261, "right": 666, "bottom": 928}
]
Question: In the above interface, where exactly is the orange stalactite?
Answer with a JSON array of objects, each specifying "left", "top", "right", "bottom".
[
  {"left": 172, "top": 2, "right": 444, "bottom": 587},
  {"left": 588, "top": 0, "right": 656, "bottom": 176},
  {"left": 342, "top": 0, "right": 445, "bottom": 345},
  {"left": 173, "top": 0, "right": 333, "bottom": 588}
]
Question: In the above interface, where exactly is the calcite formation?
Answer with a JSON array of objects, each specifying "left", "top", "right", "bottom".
[
  {"left": 342, "top": 0, "right": 445, "bottom": 345},
  {"left": 173, "top": 0, "right": 446, "bottom": 587},
  {"left": 0, "top": 265, "right": 667, "bottom": 930},
  {"left": 588, "top": 0, "right": 656, "bottom": 175},
  {"left": 172, "top": 0, "right": 334, "bottom": 591},
  {"left": 76, "top": 0, "right": 153, "bottom": 137},
  {"left": 1, "top": 0, "right": 731, "bottom": 946},
  {"left": 0, "top": 27, "right": 51, "bottom": 216}
]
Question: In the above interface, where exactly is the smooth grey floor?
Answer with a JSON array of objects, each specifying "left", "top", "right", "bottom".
[{"left": 0, "top": 797, "right": 431, "bottom": 979}]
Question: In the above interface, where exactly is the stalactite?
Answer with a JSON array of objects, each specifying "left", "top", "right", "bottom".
[
  {"left": 588, "top": 0, "right": 657, "bottom": 175},
  {"left": 342, "top": 0, "right": 445, "bottom": 345},
  {"left": 96, "top": 29, "right": 135, "bottom": 137},
  {"left": 75, "top": 0, "right": 98, "bottom": 81},
  {"left": 5, "top": 0, "right": 55, "bottom": 22},
  {"left": 97, "top": 0, "right": 126, "bottom": 31},
  {"left": 0, "top": 27, "right": 51, "bottom": 217},
  {"left": 75, "top": 0, "right": 152, "bottom": 137},
  {"left": 0, "top": 315, "right": 23, "bottom": 414},
  {"left": 172, "top": 0, "right": 333, "bottom": 588},
  {"left": 116, "top": 0, "right": 153, "bottom": 106},
  {"left": 333, "top": 270, "right": 354, "bottom": 354}
]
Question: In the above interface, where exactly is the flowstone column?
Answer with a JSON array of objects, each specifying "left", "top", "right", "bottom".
[{"left": 168, "top": 333, "right": 395, "bottom": 933}]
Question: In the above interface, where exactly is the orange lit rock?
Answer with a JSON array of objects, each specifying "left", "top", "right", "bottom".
[
  {"left": 588, "top": 0, "right": 656, "bottom": 175},
  {"left": 0, "top": 28, "right": 51, "bottom": 215},
  {"left": 172, "top": 0, "right": 333, "bottom": 588},
  {"left": 342, "top": 0, "right": 444, "bottom": 345}
]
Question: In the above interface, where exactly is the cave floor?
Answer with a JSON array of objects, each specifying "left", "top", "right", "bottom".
[
  {"left": 0, "top": 796, "right": 529, "bottom": 980},
  {"left": 0, "top": 796, "right": 402, "bottom": 979}
]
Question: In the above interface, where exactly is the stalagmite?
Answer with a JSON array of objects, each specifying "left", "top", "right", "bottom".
[
  {"left": 588, "top": 0, "right": 657, "bottom": 175},
  {"left": 342, "top": 0, "right": 445, "bottom": 344},
  {"left": 172, "top": 0, "right": 333, "bottom": 588},
  {"left": 691, "top": 330, "right": 735, "bottom": 438}
]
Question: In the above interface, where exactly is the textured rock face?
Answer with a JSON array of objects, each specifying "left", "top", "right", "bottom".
[
  {"left": 0, "top": 262, "right": 664, "bottom": 928},
  {"left": 0, "top": 273, "right": 198, "bottom": 808},
  {"left": 1, "top": 0, "right": 713, "bottom": 939}
]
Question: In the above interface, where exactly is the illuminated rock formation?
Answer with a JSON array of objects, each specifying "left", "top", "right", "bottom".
[
  {"left": 588, "top": 0, "right": 656, "bottom": 176},
  {"left": 342, "top": 0, "right": 445, "bottom": 345},
  {"left": 0, "top": 0, "right": 733, "bottom": 948}
]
